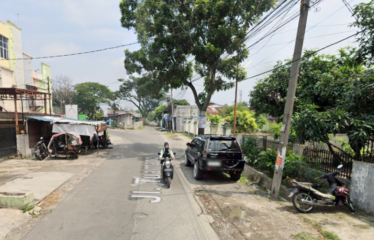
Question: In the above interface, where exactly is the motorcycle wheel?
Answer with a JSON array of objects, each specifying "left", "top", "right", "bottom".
[
  {"left": 292, "top": 192, "right": 314, "bottom": 213},
  {"left": 35, "top": 154, "right": 41, "bottom": 160},
  {"left": 345, "top": 196, "right": 355, "bottom": 212},
  {"left": 67, "top": 151, "right": 76, "bottom": 160},
  {"left": 166, "top": 177, "right": 171, "bottom": 189}
]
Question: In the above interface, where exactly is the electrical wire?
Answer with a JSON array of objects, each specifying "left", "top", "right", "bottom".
[
  {"left": 241, "top": 32, "right": 360, "bottom": 81},
  {"left": 2, "top": 42, "right": 140, "bottom": 61}
]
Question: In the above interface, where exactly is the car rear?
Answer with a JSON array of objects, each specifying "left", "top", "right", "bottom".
[{"left": 202, "top": 137, "right": 244, "bottom": 173}]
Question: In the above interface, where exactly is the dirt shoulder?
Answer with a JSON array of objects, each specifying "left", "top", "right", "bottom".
[{"left": 162, "top": 131, "right": 374, "bottom": 240}]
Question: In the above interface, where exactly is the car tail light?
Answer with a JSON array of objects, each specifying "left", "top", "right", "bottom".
[{"left": 203, "top": 140, "right": 208, "bottom": 158}]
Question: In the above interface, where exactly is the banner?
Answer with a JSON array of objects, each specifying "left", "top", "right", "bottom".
[{"left": 198, "top": 115, "right": 206, "bottom": 129}]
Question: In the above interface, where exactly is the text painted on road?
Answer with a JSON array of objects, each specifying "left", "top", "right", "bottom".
[{"left": 130, "top": 158, "right": 163, "bottom": 203}]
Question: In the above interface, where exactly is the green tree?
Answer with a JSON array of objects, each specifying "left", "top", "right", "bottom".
[
  {"left": 224, "top": 110, "right": 257, "bottom": 133},
  {"left": 120, "top": 0, "right": 276, "bottom": 133},
  {"left": 249, "top": 48, "right": 374, "bottom": 158},
  {"left": 118, "top": 75, "right": 164, "bottom": 121},
  {"left": 74, "top": 82, "right": 113, "bottom": 120},
  {"left": 154, "top": 105, "right": 167, "bottom": 120},
  {"left": 173, "top": 99, "right": 190, "bottom": 106},
  {"left": 352, "top": 0, "right": 374, "bottom": 66}
]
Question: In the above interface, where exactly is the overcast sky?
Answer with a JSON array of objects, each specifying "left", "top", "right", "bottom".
[{"left": 0, "top": 0, "right": 369, "bottom": 111}]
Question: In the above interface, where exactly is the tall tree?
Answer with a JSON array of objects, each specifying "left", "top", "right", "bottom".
[
  {"left": 352, "top": 0, "right": 374, "bottom": 66},
  {"left": 52, "top": 75, "right": 76, "bottom": 107},
  {"left": 74, "top": 82, "right": 113, "bottom": 120},
  {"left": 249, "top": 48, "right": 374, "bottom": 159},
  {"left": 120, "top": 0, "right": 276, "bottom": 133},
  {"left": 118, "top": 75, "right": 164, "bottom": 120}
]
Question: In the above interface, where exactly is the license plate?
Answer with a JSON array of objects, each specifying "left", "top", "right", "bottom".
[
  {"left": 164, "top": 169, "right": 173, "bottom": 172},
  {"left": 208, "top": 161, "right": 221, "bottom": 167},
  {"left": 288, "top": 188, "right": 299, "bottom": 198}
]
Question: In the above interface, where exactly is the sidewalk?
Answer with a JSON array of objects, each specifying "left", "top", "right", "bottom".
[{"left": 0, "top": 150, "right": 108, "bottom": 240}]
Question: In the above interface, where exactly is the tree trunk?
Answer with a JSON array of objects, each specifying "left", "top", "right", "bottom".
[{"left": 198, "top": 110, "right": 206, "bottom": 135}]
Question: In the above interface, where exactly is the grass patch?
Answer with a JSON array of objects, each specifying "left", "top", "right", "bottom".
[
  {"left": 164, "top": 133, "right": 177, "bottom": 137},
  {"left": 301, "top": 217, "right": 340, "bottom": 240},
  {"left": 239, "top": 176, "right": 250, "bottom": 185},
  {"left": 293, "top": 232, "right": 319, "bottom": 240},
  {"left": 183, "top": 133, "right": 194, "bottom": 139},
  {"left": 138, "top": 126, "right": 146, "bottom": 130},
  {"left": 22, "top": 204, "right": 34, "bottom": 213}
]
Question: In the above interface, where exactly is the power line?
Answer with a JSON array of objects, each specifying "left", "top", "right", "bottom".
[
  {"left": 2, "top": 42, "right": 140, "bottom": 61},
  {"left": 242, "top": 32, "right": 360, "bottom": 81},
  {"left": 249, "top": 0, "right": 356, "bottom": 69}
]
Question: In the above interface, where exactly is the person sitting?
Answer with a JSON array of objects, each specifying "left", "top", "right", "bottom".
[{"left": 159, "top": 142, "right": 175, "bottom": 162}]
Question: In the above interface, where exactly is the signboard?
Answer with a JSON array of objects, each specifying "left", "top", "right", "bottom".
[
  {"left": 198, "top": 115, "right": 206, "bottom": 129},
  {"left": 78, "top": 114, "right": 86, "bottom": 120},
  {"left": 65, "top": 105, "right": 78, "bottom": 119}
]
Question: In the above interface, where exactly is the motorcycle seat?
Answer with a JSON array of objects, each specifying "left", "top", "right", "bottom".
[{"left": 312, "top": 183, "right": 322, "bottom": 189}]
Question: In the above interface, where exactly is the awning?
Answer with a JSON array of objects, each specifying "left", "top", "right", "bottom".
[{"left": 26, "top": 116, "right": 107, "bottom": 132}]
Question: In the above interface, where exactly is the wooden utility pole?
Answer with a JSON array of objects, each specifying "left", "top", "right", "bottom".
[
  {"left": 48, "top": 78, "right": 52, "bottom": 115},
  {"left": 271, "top": 0, "right": 310, "bottom": 200},
  {"left": 233, "top": 80, "right": 238, "bottom": 135}
]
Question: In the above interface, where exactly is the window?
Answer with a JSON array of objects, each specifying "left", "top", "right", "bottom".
[
  {"left": 0, "top": 35, "right": 9, "bottom": 60},
  {"left": 208, "top": 140, "right": 240, "bottom": 151}
]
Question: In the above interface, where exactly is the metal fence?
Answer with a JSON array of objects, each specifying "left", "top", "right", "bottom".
[
  {"left": 303, "top": 147, "right": 353, "bottom": 179},
  {"left": 0, "top": 126, "right": 17, "bottom": 158},
  {"left": 241, "top": 134, "right": 369, "bottom": 179}
]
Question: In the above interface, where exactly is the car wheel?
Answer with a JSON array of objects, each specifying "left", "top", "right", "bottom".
[
  {"left": 184, "top": 153, "right": 191, "bottom": 166},
  {"left": 230, "top": 172, "right": 242, "bottom": 181},
  {"left": 193, "top": 160, "right": 203, "bottom": 180}
]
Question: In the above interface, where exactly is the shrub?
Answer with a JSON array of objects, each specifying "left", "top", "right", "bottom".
[
  {"left": 242, "top": 137, "right": 261, "bottom": 162},
  {"left": 251, "top": 148, "right": 307, "bottom": 179},
  {"left": 207, "top": 115, "right": 223, "bottom": 125}
]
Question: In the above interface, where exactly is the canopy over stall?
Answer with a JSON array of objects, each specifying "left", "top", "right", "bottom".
[{"left": 26, "top": 116, "right": 107, "bottom": 136}]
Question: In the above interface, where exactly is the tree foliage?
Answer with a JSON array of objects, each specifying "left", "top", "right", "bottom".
[
  {"left": 52, "top": 75, "right": 76, "bottom": 107},
  {"left": 224, "top": 110, "right": 257, "bottom": 133},
  {"left": 351, "top": 0, "right": 374, "bottom": 66},
  {"left": 74, "top": 82, "right": 114, "bottom": 120},
  {"left": 207, "top": 115, "right": 223, "bottom": 125},
  {"left": 154, "top": 105, "right": 167, "bottom": 120},
  {"left": 173, "top": 99, "right": 190, "bottom": 106},
  {"left": 120, "top": 0, "right": 276, "bottom": 115},
  {"left": 118, "top": 75, "right": 164, "bottom": 120},
  {"left": 249, "top": 48, "right": 374, "bottom": 158}
]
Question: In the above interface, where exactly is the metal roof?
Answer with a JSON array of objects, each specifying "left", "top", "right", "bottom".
[{"left": 26, "top": 116, "right": 106, "bottom": 125}]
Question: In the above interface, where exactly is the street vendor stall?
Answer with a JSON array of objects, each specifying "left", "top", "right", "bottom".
[{"left": 26, "top": 116, "right": 107, "bottom": 154}]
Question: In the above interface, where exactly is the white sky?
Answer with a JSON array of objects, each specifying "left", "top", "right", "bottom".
[{"left": 0, "top": 0, "right": 370, "bottom": 111}]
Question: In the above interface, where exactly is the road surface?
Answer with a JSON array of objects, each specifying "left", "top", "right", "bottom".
[{"left": 22, "top": 126, "right": 219, "bottom": 240}]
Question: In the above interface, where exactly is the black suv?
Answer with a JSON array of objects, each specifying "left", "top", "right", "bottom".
[{"left": 184, "top": 135, "right": 245, "bottom": 181}]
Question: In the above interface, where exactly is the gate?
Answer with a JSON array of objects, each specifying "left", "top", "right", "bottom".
[{"left": 0, "top": 126, "right": 17, "bottom": 158}]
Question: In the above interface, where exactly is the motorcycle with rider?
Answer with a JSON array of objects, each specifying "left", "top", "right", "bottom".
[{"left": 158, "top": 142, "right": 175, "bottom": 188}]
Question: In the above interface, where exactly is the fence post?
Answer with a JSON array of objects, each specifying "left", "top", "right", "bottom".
[{"left": 263, "top": 136, "right": 267, "bottom": 151}]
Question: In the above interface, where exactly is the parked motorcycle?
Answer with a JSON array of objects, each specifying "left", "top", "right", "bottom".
[
  {"left": 158, "top": 152, "right": 176, "bottom": 188},
  {"left": 99, "top": 136, "right": 112, "bottom": 149},
  {"left": 34, "top": 137, "right": 49, "bottom": 160},
  {"left": 289, "top": 164, "right": 355, "bottom": 213}
]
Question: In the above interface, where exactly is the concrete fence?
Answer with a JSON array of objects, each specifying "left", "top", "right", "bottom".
[
  {"left": 183, "top": 120, "right": 231, "bottom": 136},
  {"left": 350, "top": 161, "right": 374, "bottom": 214}
]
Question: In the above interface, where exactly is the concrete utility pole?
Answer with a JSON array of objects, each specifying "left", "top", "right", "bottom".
[
  {"left": 233, "top": 80, "right": 238, "bottom": 135},
  {"left": 170, "top": 87, "right": 174, "bottom": 133},
  {"left": 271, "top": 0, "right": 310, "bottom": 200}
]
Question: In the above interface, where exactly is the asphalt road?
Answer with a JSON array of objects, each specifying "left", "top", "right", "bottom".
[{"left": 22, "top": 126, "right": 219, "bottom": 240}]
